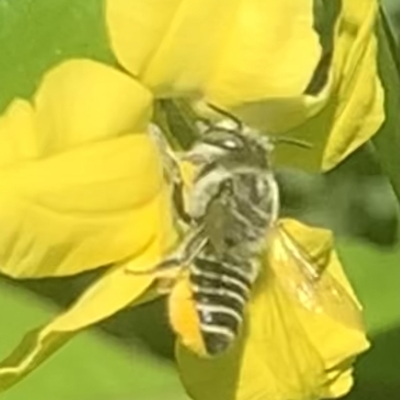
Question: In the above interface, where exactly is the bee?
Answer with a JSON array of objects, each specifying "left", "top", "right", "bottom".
[{"left": 147, "top": 107, "right": 363, "bottom": 357}]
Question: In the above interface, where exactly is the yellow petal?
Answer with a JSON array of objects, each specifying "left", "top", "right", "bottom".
[
  {"left": 206, "top": 0, "right": 320, "bottom": 106},
  {"left": 0, "top": 328, "right": 73, "bottom": 392},
  {"left": 34, "top": 59, "right": 152, "bottom": 153},
  {"left": 0, "top": 132, "right": 167, "bottom": 278},
  {"left": 0, "top": 59, "right": 152, "bottom": 163},
  {"left": 0, "top": 60, "right": 169, "bottom": 278},
  {"left": 106, "top": 0, "right": 182, "bottom": 78},
  {"left": 107, "top": 0, "right": 238, "bottom": 96},
  {"left": 230, "top": 0, "right": 384, "bottom": 171},
  {"left": 267, "top": 219, "right": 370, "bottom": 397},
  {"left": 0, "top": 224, "right": 174, "bottom": 392},
  {"left": 106, "top": 0, "right": 320, "bottom": 99},
  {"left": 0, "top": 100, "right": 38, "bottom": 166},
  {"left": 177, "top": 219, "right": 369, "bottom": 400},
  {"left": 321, "top": 0, "right": 384, "bottom": 170}
]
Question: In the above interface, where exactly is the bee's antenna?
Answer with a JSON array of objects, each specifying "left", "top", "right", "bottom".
[
  {"left": 272, "top": 136, "right": 312, "bottom": 149},
  {"left": 207, "top": 103, "right": 243, "bottom": 131}
]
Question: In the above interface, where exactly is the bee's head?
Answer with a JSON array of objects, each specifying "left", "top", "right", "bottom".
[
  {"left": 182, "top": 105, "right": 310, "bottom": 168},
  {"left": 183, "top": 119, "right": 274, "bottom": 167}
]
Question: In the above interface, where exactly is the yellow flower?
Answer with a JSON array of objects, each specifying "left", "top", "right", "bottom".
[
  {"left": 0, "top": 59, "right": 176, "bottom": 388},
  {"left": 106, "top": 0, "right": 384, "bottom": 171},
  {"left": 0, "top": 59, "right": 369, "bottom": 398}
]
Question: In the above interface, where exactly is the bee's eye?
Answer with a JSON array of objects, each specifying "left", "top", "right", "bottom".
[
  {"left": 202, "top": 129, "right": 243, "bottom": 151},
  {"left": 222, "top": 139, "right": 239, "bottom": 149}
]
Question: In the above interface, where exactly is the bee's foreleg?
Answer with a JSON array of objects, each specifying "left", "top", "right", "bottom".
[
  {"left": 149, "top": 123, "right": 193, "bottom": 225},
  {"left": 171, "top": 179, "right": 193, "bottom": 226}
]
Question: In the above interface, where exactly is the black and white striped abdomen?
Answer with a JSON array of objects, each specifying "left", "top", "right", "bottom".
[{"left": 189, "top": 255, "right": 256, "bottom": 356}]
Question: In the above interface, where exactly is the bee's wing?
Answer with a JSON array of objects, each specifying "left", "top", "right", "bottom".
[{"left": 268, "top": 224, "right": 364, "bottom": 331}]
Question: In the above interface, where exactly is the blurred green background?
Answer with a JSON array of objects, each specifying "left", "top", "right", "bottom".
[{"left": 0, "top": 0, "right": 399, "bottom": 399}]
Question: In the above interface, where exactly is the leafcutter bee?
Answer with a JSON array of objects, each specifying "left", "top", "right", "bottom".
[{"left": 146, "top": 107, "right": 363, "bottom": 357}]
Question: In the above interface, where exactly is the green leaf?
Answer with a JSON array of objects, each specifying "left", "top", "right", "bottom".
[
  {"left": 372, "top": 8, "right": 400, "bottom": 203},
  {"left": 0, "top": 280, "right": 188, "bottom": 399},
  {"left": 345, "top": 328, "right": 400, "bottom": 400},
  {"left": 338, "top": 238, "right": 400, "bottom": 399},
  {"left": 338, "top": 240, "right": 400, "bottom": 335},
  {"left": 0, "top": 0, "right": 117, "bottom": 112}
]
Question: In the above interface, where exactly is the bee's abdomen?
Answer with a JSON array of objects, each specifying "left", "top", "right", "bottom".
[{"left": 190, "top": 256, "right": 254, "bottom": 356}]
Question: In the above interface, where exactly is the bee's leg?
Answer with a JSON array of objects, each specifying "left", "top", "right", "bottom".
[
  {"left": 126, "top": 226, "right": 207, "bottom": 277},
  {"left": 129, "top": 227, "right": 207, "bottom": 294},
  {"left": 149, "top": 123, "right": 193, "bottom": 225},
  {"left": 125, "top": 256, "right": 182, "bottom": 296},
  {"left": 152, "top": 258, "right": 183, "bottom": 295},
  {"left": 153, "top": 227, "right": 207, "bottom": 274},
  {"left": 171, "top": 179, "right": 192, "bottom": 226}
]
